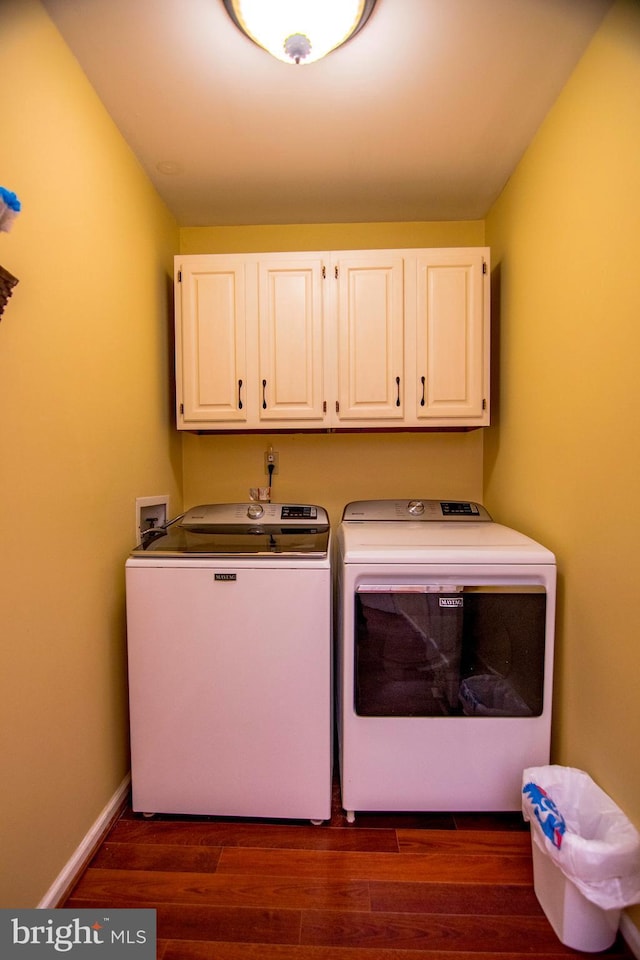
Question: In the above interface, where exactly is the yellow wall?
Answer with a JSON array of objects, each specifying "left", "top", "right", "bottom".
[
  {"left": 4, "top": 0, "right": 638, "bottom": 931},
  {"left": 182, "top": 430, "right": 484, "bottom": 529},
  {"left": 179, "top": 222, "right": 487, "bottom": 525},
  {"left": 0, "top": 0, "right": 181, "bottom": 906},
  {"left": 180, "top": 221, "right": 485, "bottom": 255},
  {"left": 485, "top": 0, "right": 640, "bottom": 928}
]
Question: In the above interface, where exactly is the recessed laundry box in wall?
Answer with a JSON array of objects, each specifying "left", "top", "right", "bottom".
[{"left": 335, "top": 499, "right": 556, "bottom": 821}]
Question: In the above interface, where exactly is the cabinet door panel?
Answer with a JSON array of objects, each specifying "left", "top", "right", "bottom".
[
  {"left": 177, "top": 262, "right": 247, "bottom": 425},
  {"left": 336, "top": 256, "right": 404, "bottom": 421},
  {"left": 415, "top": 251, "right": 488, "bottom": 422},
  {"left": 258, "top": 259, "right": 325, "bottom": 422}
]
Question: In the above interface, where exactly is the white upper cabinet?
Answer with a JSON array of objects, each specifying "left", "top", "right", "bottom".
[
  {"left": 412, "top": 248, "right": 489, "bottom": 426},
  {"left": 176, "top": 258, "right": 248, "bottom": 427},
  {"left": 257, "top": 255, "right": 326, "bottom": 424},
  {"left": 334, "top": 253, "right": 405, "bottom": 422},
  {"left": 174, "top": 247, "right": 490, "bottom": 432}
]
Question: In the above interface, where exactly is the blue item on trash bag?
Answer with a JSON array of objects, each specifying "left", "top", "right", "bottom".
[{"left": 523, "top": 781, "right": 566, "bottom": 848}]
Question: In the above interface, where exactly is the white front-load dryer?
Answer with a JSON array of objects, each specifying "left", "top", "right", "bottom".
[{"left": 336, "top": 499, "right": 556, "bottom": 820}]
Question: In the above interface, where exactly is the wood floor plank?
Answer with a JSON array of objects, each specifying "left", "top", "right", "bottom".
[
  {"left": 63, "top": 902, "right": 302, "bottom": 947},
  {"left": 216, "top": 848, "right": 533, "bottom": 885},
  {"left": 396, "top": 828, "right": 531, "bottom": 855},
  {"left": 159, "top": 903, "right": 301, "bottom": 946},
  {"left": 90, "top": 841, "right": 222, "bottom": 873},
  {"left": 107, "top": 818, "right": 399, "bottom": 853},
  {"left": 368, "top": 880, "right": 542, "bottom": 915},
  {"left": 158, "top": 942, "right": 603, "bottom": 960},
  {"left": 300, "top": 909, "right": 573, "bottom": 953},
  {"left": 66, "top": 867, "right": 371, "bottom": 912}
]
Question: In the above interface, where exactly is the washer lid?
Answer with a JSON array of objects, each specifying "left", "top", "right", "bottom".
[
  {"left": 342, "top": 499, "right": 492, "bottom": 521},
  {"left": 339, "top": 513, "right": 555, "bottom": 565},
  {"left": 132, "top": 502, "right": 330, "bottom": 558}
]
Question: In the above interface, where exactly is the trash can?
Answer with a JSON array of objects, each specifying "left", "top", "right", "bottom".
[{"left": 522, "top": 765, "right": 640, "bottom": 952}]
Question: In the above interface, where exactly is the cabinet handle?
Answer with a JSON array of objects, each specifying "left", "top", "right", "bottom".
[
  {"left": 396, "top": 376, "right": 401, "bottom": 407},
  {"left": 420, "top": 376, "right": 426, "bottom": 407},
  {"left": 238, "top": 379, "right": 243, "bottom": 410},
  {"left": 262, "top": 379, "right": 267, "bottom": 409}
]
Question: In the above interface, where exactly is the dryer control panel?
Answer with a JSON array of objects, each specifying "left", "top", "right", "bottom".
[{"left": 342, "top": 500, "right": 492, "bottom": 521}]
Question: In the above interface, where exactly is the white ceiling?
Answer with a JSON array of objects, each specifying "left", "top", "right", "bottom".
[{"left": 41, "top": 0, "right": 612, "bottom": 227}]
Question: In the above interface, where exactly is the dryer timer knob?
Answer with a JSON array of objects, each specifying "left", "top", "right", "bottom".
[
  {"left": 407, "top": 500, "right": 425, "bottom": 516},
  {"left": 247, "top": 503, "right": 264, "bottom": 519}
]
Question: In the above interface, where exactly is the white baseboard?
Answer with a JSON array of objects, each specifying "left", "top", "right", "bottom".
[
  {"left": 622, "top": 912, "right": 640, "bottom": 959},
  {"left": 37, "top": 773, "right": 131, "bottom": 908}
]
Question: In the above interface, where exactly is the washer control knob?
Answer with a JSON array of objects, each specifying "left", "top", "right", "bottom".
[
  {"left": 407, "top": 500, "right": 425, "bottom": 516},
  {"left": 247, "top": 503, "right": 264, "bottom": 519}
]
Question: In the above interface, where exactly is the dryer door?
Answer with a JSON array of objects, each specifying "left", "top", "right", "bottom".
[{"left": 354, "top": 584, "right": 546, "bottom": 718}]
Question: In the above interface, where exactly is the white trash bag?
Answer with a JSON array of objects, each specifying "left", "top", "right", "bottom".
[{"left": 522, "top": 765, "right": 640, "bottom": 910}]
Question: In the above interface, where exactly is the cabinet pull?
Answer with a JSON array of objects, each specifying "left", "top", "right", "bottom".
[
  {"left": 238, "top": 379, "right": 243, "bottom": 410},
  {"left": 262, "top": 379, "right": 267, "bottom": 409},
  {"left": 420, "top": 375, "right": 426, "bottom": 407},
  {"left": 395, "top": 376, "right": 401, "bottom": 407}
]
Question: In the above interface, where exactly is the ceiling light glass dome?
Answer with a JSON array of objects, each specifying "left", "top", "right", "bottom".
[{"left": 223, "top": 0, "right": 377, "bottom": 66}]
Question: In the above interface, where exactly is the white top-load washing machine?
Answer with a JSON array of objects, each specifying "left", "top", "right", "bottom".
[
  {"left": 126, "top": 502, "right": 332, "bottom": 822},
  {"left": 336, "top": 499, "right": 556, "bottom": 820}
]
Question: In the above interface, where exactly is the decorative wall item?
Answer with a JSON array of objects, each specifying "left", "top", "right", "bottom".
[
  {"left": 0, "top": 186, "right": 21, "bottom": 232},
  {"left": 0, "top": 265, "right": 19, "bottom": 319}
]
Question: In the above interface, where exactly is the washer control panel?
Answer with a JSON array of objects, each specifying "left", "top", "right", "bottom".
[
  {"left": 182, "top": 502, "right": 328, "bottom": 529},
  {"left": 342, "top": 500, "right": 492, "bottom": 522},
  {"left": 281, "top": 505, "right": 319, "bottom": 519}
]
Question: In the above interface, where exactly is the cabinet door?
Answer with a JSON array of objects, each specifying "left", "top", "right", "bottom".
[
  {"left": 258, "top": 256, "right": 326, "bottom": 423},
  {"left": 414, "top": 249, "right": 489, "bottom": 424},
  {"left": 176, "top": 260, "right": 247, "bottom": 426},
  {"left": 335, "top": 254, "right": 404, "bottom": 422}
]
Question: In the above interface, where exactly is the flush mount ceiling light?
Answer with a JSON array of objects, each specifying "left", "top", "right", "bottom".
[{"left": 222, "top": 0, "right": 377, "bottom": 66}]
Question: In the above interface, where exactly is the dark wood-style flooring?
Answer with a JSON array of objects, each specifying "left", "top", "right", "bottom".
[{"left": 62, "top": 777, "right": 634, "bottom": 959}]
